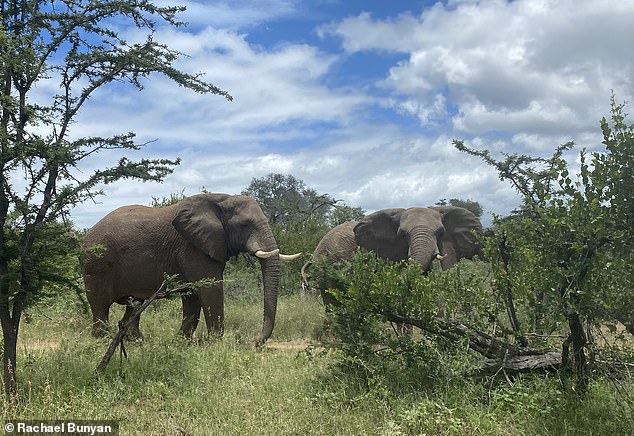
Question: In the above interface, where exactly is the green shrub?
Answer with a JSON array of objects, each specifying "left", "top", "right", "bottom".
[{"left": 315, "top": 250, "right": 493, "bottom": 391}]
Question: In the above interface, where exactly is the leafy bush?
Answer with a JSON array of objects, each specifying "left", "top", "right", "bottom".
[{"left": 315, "top": 250, "right": 493, "bottom": 388}]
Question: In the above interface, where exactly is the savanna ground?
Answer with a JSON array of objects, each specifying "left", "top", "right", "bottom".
[{"left": 1, "top": 268, "right": 633, "bottom": 436}]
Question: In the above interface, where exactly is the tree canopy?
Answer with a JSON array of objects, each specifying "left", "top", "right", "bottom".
[{"left": 242, "top": 173, "right": 365, "bottom": 227}]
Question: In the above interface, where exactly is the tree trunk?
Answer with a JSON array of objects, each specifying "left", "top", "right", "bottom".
[
  {"left": 388, "top": 314, "right": 550, "bottom": 359},
  {"left": 567, "top": 311, "right": 588, "bottom": 393},
  {"left": 534, "top": 289, "right": 545, "bottom": 336},
  {"left": 0, "top": 297, "right": 23, "bottom": 398},
  {"left": 504, "top": 286, "right": 528, "bottom": 347},
  {"left": 497, "top": 235, "right": 528, "bottom": 347},
  {"left": 1, "top": 318, "right": 18, "bottom": 396}
]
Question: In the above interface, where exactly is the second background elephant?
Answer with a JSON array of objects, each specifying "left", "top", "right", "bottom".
[{"left": 303, "top": 206, "right": 483, "bottom": 303}]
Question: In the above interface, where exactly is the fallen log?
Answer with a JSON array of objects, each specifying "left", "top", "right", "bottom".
[
  {"left": 387, "top": 313, "right": 563, "bottom": 374},
  {"left": 480, "top": 351, "right": 562, "bottom": 375},
  {"left": 388, "top": 314, "right": 552, "bottom": 359}
]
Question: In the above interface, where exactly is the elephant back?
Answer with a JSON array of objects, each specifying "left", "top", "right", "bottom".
[
  {"left": 81, "top": 204, "right": 178, "bottom": 273},
  {"left": 313, "top": 221, "right": 359, "bottom": 262}
]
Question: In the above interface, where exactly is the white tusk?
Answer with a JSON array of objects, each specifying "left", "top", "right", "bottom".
[
  {"left": 279, "top": 252, "right": 302, "bottom": 261},
  {"left": 254, "top": 249, "right": 280, "bottom": 259},
  {"left": 436, "top": 253, "right": 447, "bottom": 261}
]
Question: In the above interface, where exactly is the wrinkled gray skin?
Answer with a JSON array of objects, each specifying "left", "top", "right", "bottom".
[
  {"left": 301, "top": 221, "right": 359, "bottom": 305},
  {"left": 82, "top": 193, "right": 282, "bottom": 345},
  {"left": 302, "top": 206, "right": 483, "bottom": 304}
]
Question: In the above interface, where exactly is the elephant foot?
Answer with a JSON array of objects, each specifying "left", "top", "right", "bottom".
[
  {"left": 124, "top": 328, "right": 144, "bottom": 343},
  {"left": 91, "top": 321, "right": 109, "bottom": 338},
  {"left": 178, "top": 327, "right": 197, "bottom": 341},
  {"left": 207, "top": 330, "right": 224, "bottom": 342}
]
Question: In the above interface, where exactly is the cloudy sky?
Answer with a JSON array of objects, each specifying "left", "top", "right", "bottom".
[{"left": 69, "top": 0, "right": 634, "bottom": 228}]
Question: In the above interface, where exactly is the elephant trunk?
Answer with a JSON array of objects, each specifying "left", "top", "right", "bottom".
[
  {"left": 257, "top": 255, "right": 281, "bottom": 346},
  {"left": 408, "top": 227, "right": 441, "bottom": 272},
  {"left": 246, "top": 225, "right": 281, "bottom": 346}
]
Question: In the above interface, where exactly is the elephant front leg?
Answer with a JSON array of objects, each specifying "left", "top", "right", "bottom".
[
  {"left": 199, "top": 281, "right": 224, "bottom": 338},
  {"left": 179, "top": 292, "right": 201, "bottom": 339},
  {"left": 177, "top": 254, "right": 224, "bottom": 339}
]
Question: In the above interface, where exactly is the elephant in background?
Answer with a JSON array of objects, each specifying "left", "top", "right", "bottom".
[
  {"left": 302, "top": 206, "right": 483, "bottom": 303},
  {"left": 82, "top": 193, "right": 300, "bottom": 345},
  {"left": 301, "top": 221, "right": 359, "bottom": 304}
]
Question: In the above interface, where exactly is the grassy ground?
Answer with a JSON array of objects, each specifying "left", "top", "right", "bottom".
[{"left": 1, "top": 291, "right": 633, "bottom": 435}]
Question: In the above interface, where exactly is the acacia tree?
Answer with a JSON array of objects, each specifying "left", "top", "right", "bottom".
[
  {"left": 455, "top": 96, "right": 634, "bottom": 393},
  {"left": 0, "top": 0, "right": 230, "bottom": 396}
]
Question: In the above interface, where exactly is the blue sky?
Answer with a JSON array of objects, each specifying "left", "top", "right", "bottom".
[{"left": 68, "top": 0, "right": 634, "bottom": 228}]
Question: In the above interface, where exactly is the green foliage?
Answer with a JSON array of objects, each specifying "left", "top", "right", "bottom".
[
  {"left": 316, "top": 250, "right": 492, "bottom": 386},
  {"left": 326, "top": 250, "right": 491, "bottom": 325},
  {"left": 0, "top": 0, "right": 230, "bottom": 303},
  {"left": 150, "top": 190, "right": 186, "bottom": 208},
  {"left": 328, "top": 204, "right": 365, "bottom": 226},
  {"left": 272, "top": 217, "right": 329, "bottom": 293},
  {"left": 455, "top": 95, "right": 634, "bottom": 391},
  {"left": 308, "top": 96, "right": 634, "bottom": 403},
  {"left": 382, "top": 399, "right": 466, "bottom": 436},
  {"left": 242, "top": 172, "right": 365, "bottom": 229},
  {"left": 2, "top": 289, "right": 633, "bottom": 435},
  {"left": 242, "top": 173, "right": 336, "bottom": 226}
]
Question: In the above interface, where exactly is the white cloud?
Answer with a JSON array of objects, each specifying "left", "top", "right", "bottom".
[
  {"left": 321, "top": 0, "right": 634, "bottom": 141},
  {"left": 68, "top": 0, "right": 633, "bottom": 231},
  {"left": 72, "top": 27, "right": 370, "bottom": 147},
  {"left": 68, "top": 25, "right": 374, "bottom": 228},
  {"left": 317, "top": 11, "right": 422, "bottom": 53},
  {"left": 72, "top": 122, "right": 519, "bottom": 229}
]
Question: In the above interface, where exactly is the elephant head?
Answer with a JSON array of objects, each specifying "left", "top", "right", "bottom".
[
  {"left": 354, "top": 206, "right": 482, "bottom": 271},
  {"left": 172, "top": 193, "right": 299, "bottom": 345}
]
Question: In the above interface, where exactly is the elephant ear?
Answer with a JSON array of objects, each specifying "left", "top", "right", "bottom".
[
  {"left": 354, "top": 208, "right": 409, "bottom": 261},
  {"left": 172, "top": 193, "right": 231, "bottom": 262},
  {"left": 432, "top": 206, "right": 483, "bottom": 269}
]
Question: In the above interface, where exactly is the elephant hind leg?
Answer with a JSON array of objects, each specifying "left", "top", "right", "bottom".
[
  {"left": 119, "top": 299, "right": 144, "bottom": 341},
  {"left": 85, "top": 274, "right": 112, "bottom": 337},
  {"left": 90, "top": 305, "right": 110, "bottom": 337}
]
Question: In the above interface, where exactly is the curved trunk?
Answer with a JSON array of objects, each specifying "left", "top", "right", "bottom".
[{"left": 408, "top": 228, "right": 440, "bottom": 272}]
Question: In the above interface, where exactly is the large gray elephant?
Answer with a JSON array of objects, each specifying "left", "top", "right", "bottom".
[
  {"left": 302, "top": 206, "right": 483, "bottom": 303},
  {"left": 82, "top": 193, "right": 300, "bottom": 345}
]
